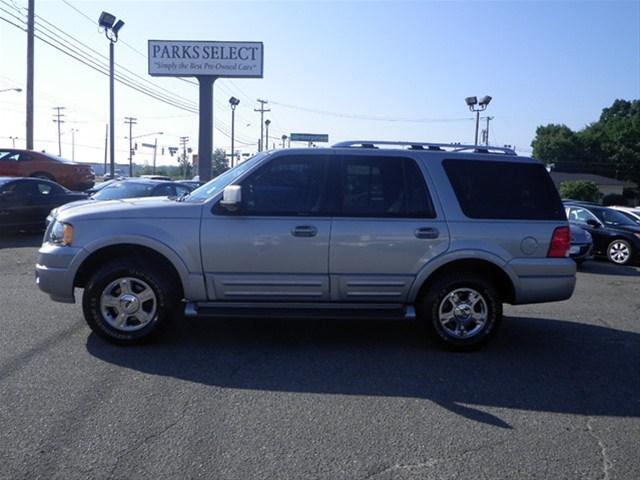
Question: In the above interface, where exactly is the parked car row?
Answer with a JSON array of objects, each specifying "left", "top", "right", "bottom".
[
  {"left": 1, "top": 177, "right": 197, "bottom": 233},
  {"left": 564, "top": 201, "right": 640, "bottom": 265}
]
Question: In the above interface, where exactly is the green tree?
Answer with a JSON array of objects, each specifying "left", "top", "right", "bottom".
[
  {"left": 531, "top": 124, "right": 583, "bottom": 167},
  {"left": 559, "top": 181, "right": 602, "bottom": 202},
  {"left": 211, "top": 148, "right": 229, "bottom": 177},
  {"left": 531, "top": 99, "right": 640, "bottom": 184}
]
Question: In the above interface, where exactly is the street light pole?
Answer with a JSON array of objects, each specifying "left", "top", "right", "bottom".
[
  {"left": 109, "top": 39, "right": 115, "bottom": 177},
  {"left": 99, "top": 11, "right": 125, "bottom": 178},
  {"left": 465, "top": 95, "right": 492, "bottom": 146},
  {"left": 229, "top": 96, "right": 240, "bottom": 168},
  {"left": 265, "top": 119, "right": 271, "bottom": 151}
]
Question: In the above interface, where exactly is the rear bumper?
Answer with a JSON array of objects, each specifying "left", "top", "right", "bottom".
[{"left": 509, "top": 258, "right": 576, "bottom": 304}]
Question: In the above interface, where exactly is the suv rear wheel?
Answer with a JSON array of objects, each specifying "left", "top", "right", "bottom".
[
  {"left": 418, "top": 274, "right": 502, "bottom": 351},
  {"left": 82, "top": 259, "right": 177, "bottom": 344}
]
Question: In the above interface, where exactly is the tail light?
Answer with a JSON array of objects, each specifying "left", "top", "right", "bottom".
[{"left": 548, "top": 226, "right": 571, "bottom": 258}]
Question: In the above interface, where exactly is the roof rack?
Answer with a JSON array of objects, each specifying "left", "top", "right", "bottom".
[{"left": 331, "top": 140, "right": 517, "bottom": 155}]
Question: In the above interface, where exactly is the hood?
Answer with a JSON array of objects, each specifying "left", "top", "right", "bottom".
[{"left": 54, "top": 196, "right": 203, "bottom": 222}]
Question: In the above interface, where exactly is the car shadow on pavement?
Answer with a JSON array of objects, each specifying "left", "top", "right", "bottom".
[
  {"left": 578, "top": 260, "right": 640, "bottom": 276},
  {"left": 0, "top": 232, "right": 43, "bottom": 249},
  {"left": 86, "top": 315, "right": 640, "bottom": 428}
]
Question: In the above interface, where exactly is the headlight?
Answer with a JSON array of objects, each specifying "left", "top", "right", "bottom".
[{"left": 49, "top": 220, "right": 74, "bottom": 246}]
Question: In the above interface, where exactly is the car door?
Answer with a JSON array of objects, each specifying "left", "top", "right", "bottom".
[
  {"left": 32, "top": 180, "right": 67, "bottom": 221},
  {"left": 200, "top": 151, "right": 332, "bottom": 301},
  {"left": 329, "top": 153, "right": 449, "bottom": 302},
  {"left": 0, "top": 180, "right": 37, "bottom": 228}
]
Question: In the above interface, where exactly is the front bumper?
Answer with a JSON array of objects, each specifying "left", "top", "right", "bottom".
[{"left": 35, "top": 243, "right": 84, "bottom": 303}]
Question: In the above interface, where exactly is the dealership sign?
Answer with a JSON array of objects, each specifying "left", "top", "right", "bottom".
[
  {"left": 290, "top": 133, "right": 329, "bottom": 143},
  {"left": 148, "top": 40, "right": 263, "bottom": 78}
]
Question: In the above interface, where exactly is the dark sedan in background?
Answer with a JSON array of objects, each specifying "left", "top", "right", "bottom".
[
  {"left": 0, "top": 177, "right": 87, "bottom": 233},
  {"left": 565, "top": 201, "right": 640, "bottom": 265}
]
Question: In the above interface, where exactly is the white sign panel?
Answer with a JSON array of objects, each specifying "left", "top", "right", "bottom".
[{"left": 148, "top": 40, "right": 263, "bottom": 78}]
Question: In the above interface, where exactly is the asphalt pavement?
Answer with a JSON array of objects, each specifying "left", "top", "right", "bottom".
[{"left": 0, "top": 233, "right": 638, "bottom": 479}]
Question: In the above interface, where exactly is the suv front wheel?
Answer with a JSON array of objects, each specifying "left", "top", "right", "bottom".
[
  {"left": 419, "top": 274, "right": 502, "bottom": 351},
  {"left": 82, "top": 259, "right": 177, "bottom": 344}
]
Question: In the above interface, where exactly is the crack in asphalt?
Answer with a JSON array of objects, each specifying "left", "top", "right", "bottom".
[
  {"left": 107, "top": 395, "right": 196, "bottom": 478},
  {"left": 362, "top": 438, "right": 510, "bottom": 479},
  {"left": 586, "top": 417, "right": 613, "bottom": 480}
]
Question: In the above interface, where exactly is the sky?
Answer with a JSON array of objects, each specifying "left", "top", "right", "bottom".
[{"left": 0, "top": 0, "right": 639, "bottom": 168}]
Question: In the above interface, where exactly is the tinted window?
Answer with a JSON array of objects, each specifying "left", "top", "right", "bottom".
[
  {"left": 444, "top": 159, "right": 565, "bottom": 220},
  {"left": 152, "top": 184, "right": 175, "bottom": 196},
  {"left": 592, "top": 207, "right": 637, "bottom": 227},
  {"left": 338, "top": 156, "right": 435, "bottom": 218},
  {"left": 240, "top": 155, "right": 327, "bottom": 215},
  {"left": 93, "top": 182, "right": 155, "bottom": 200}
]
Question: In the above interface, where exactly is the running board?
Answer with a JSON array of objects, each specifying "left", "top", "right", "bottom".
[{"left": 184, "top": 302, "right": 416, "bottom": 321}]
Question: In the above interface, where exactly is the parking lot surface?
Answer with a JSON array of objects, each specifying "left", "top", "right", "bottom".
[{"left": 1, "top": 234, "right": 638, "bottom": 480}]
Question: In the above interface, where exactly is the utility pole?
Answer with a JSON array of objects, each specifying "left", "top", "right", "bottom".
[
  {"left": 484, "top": 116, "right": 494, "bottom": 145},
  {"left": 254, "top": 99, "right": 270, "bottom": 152},
  {"left": 26, "top": 0, "right": 34, "bottom": 150},
  {"left": 52, "top": 107, "right": 65, "bottom": 156},
  {"left": 124, "top": 116, "right": 137, "bottom": 176},
  {"left": 153, "top": 137, "right": 158, "bottom": 174},
  {"left": 71, "top": 128, "right": 79, "bottom": 161},
  {"left": 103, "top": 124, "right": 108, "bottom": 176},
  {"left": 180, "top": 136, "right": 189, "bottom": 178}
]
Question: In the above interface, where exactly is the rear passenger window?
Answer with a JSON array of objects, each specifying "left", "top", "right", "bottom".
[
  {"left": 338, "top": 156, "right": 435, "bottom": 218},
  {"left": 443, "top": 159, "right": 565, "bottom": 220}
]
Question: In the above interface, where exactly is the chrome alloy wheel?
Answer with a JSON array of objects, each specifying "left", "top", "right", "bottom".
[
  {"left": 608, "top": 241, "right": 630, "bottom": 264},
  {"left": 438, "top": 288, "right": 488, "bottom": 339},
  {"left": 99, "top": 277, "right": 157, "bottom": 332}
]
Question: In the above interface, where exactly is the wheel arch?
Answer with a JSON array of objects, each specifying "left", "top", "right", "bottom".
[
  {"left": 74, "top": 243, "right": 185, "bottom": 299},
  {"left": 411, "top": 256, "right": 516, "bottom": 305}
]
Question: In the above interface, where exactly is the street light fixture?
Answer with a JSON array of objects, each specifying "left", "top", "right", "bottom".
[
  {"left": 0, "top": 88, "right": 22, "bottom": 94},
  {"left": 465, "top": 94, "right": 492, "bottom": 145},
  {"left": 229, "top": 96, "right": 240, "bottom": 168},
  {"left": 99, "top": 11, "right": 124, "bottom": 179},
  {"left": 281, "top": 134, "right": 288, "bottom": 148},
  {"left": 264, "top": 119, "right": 271, "bottom": 151}
]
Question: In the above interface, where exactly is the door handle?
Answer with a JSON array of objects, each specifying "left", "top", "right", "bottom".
[
  {"left": 291, "top": 225, "right": 318, "bottom": 237},
  {"left": 415, "top": 227, "right": 439, "bottom": 239}
]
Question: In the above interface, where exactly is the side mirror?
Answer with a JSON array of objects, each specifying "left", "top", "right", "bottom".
[
  {"left": 586, "top": 219, "right": 601, "bottom": 228},
  {"left": 219, "top": 185, "right": 241, "bottom": 211}
]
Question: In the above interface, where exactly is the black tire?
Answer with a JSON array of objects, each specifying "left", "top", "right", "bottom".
[
  {"left": 31, "top": 172, "right": 55, "bottom": 181},
  {"left": 82, "top": 259, "right": 178, "bottom": 345},
  {"left": 606, "top": 239, "right": 633, "bottom": 265},
  {"left": 417, "top": 273, "right": 502, "bottom": 351}
]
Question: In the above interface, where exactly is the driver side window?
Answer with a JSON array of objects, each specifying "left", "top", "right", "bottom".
[{"left": 239, "top": 155, "right": 328, "bottom": 216}]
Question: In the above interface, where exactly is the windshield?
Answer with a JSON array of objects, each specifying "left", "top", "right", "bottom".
[
  {"left": 593, "top": 208, "right": 638, "bottom": 227},
  {"left": 93, "top": 182, "right": 156, "bottom": 200},
  {"left": 184, "top": 153, "right": 268, "bottom": 202}
]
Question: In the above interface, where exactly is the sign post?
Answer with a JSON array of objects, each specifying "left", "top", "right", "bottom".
[{"left": 148, "top": 40, "right": 263, "bottom": 182}]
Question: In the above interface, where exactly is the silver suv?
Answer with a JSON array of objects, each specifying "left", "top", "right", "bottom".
[{"left": 36, "top": 141, "right": 576, "bottom": 350}]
